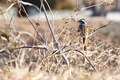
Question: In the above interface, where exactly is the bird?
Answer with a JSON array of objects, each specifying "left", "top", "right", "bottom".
[{"left": 78, "top": 19, "right": 89, "bottom": 51}]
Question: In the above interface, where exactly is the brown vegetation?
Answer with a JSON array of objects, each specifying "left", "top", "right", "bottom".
[{"left": 0, "top": 0, "right": 120, "bottom": 80}]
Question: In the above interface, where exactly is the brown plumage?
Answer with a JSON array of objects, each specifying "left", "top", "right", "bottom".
[{"left": 78, "top": 19, "right": 89, "bottom": 51}]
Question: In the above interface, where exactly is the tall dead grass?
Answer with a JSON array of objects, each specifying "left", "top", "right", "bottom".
[{"left": 0, "top": 0, "right": 120, "bottom": 80}]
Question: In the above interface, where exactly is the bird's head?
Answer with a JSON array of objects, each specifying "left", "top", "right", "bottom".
[{"left": 78, "top": 19, "right": 86, "bottom": 25}]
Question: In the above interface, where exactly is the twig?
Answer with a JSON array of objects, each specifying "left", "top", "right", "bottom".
[
  {"left": 20, "top": 4, "right": 47, "bottom": 44},
  {"left": 8, "top": 8, "right": 17, "bottom": 30},
  {"left": 64, "top": 49, "right": 98, "bottom": 72},
  {"left": 81, "top": 0, "right": 106, "bottom": 10},
  {"left": 40, "top": 0, "right": 69, "bottom": 66},
  {"left": 0, "top": 3, "right": 15, "bottom": 15},
  {"left": 61, "top": 42, "right": 80, "bottom": 51},
  {"left": 41, "top": 1, "right": 56, "bottom": 42},
  {"left": 74, "top": 49, "right": 98, "bottom": 72},
  {"left": 19, "top": 1, "right": 39, "bottom": 11},
  {"left": 63, "top": 0, "right": 106, "bottom": 19},
  {"left": 44, "top": 0, "right": 55, "bottom": 28},
  {"left": 0, "top": 46, "right": 48, "bottom": 53},
  {"left": 87, "top": 21, "right": 116, "bottom": 38}
]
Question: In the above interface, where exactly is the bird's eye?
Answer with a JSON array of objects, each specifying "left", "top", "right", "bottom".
[
  {"left": 81, "top": 21, "right": 85, "bottom": 24},
  {"left": 78, "top": 19, "right": 86, "bottom": 25}
]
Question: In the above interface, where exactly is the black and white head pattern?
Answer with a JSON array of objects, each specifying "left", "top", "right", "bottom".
[{"left": 78, "top": 19, "right": 86, "bottom": 25}]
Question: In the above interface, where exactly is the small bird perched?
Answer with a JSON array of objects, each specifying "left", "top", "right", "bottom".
[{"left": 78, "top": 19, "right": 89, "bottom": 51}]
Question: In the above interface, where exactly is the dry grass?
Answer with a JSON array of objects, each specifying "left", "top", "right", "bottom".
[{"left": 0, "top": 0, "right": 120, "bottom": 80}]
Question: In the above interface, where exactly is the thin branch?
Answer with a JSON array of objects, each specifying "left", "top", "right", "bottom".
[
  {"left": 0, "top": 46, "right": 48, "bottom": 53},
  {"left": 40, "top": 0, "right": 69, "bottom": 66},
  {"left": 74, "top": 49, "right": 98, "bottom": 72},
  {"left": 61, "top": 42, "right": 80, "bottom": 51},
  {"left": 0, "top": 3, "right": 15, "bottom": 15},
  {"left": 81, "top": 0, "right": 105, "bottom": 10},
  {"left": 64, "top": 49, "right": 98, "bottom": 72},
  {"left": 19, "top": 1, "right": 39, "bottom": 11},
  {"left": 44, "top": 0, "right": 55, "bottom": 27},
  {"left": 26, "top": 14, "right": 47, "bottom": 43},
  {"left": 20, "top": 4, "right": 47, "bottom": 44},
  {"left": 8, "top": 8, "right": 17, "bottom": 30},
  {"left": 41, "top": 1, "right": 56, "bottom": 42},
  {"left": 63, "top": 0, "right": 106, "bottom": 19},
  {"left": 87, "top": 21, "right": 116, "bottom": 38}
]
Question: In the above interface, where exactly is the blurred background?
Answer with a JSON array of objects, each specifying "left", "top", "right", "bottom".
[
  {"left": 23, "top": 0, "right": 119, "bottom": 21},
  {"left": 17, "top": 0, "right": 120, "bottom": 20},
  {"left": 0, "top": 0, "right": 120, "bottom": 20}
]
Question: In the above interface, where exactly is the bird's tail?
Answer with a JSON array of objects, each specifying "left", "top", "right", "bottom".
[
  {"left": 84, "top": 45, "right": 87, "bottom": 51},
  {"left": 83, "top": 38, "right": 86, "bottom": 44},
  {"left": 83, "top": 38, "right": 87, "bottom": 51}
]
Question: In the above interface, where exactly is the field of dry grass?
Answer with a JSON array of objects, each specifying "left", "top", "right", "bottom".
[{"left": 0, "top": 0, "right": 120, "bottom": 80}]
